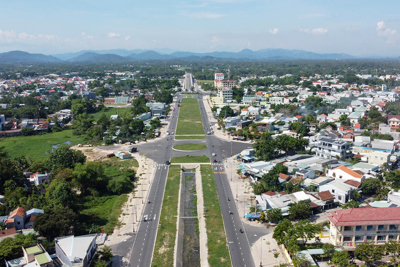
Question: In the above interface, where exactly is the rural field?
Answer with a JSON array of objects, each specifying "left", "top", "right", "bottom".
[
  {"left": 173, "top": 143, "right": 207, "bottom": 151},
  {"left": 152, "top": 165, "right": 181, "bottom": 267},
  {"left": 0, "top": 129, "right": 86, "bottom": 161},
  {"left": 176, "top": 98, "right": 205, "bottom": 137},
  {"left": 201, "top": 165, "right": 231, "bottom": 267}
]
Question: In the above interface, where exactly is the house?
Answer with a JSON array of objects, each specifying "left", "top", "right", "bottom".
[
  {"left": 328, "top": 207, "right": 400, "bottom": 247},
  {"left": 295, "top": 169, "right": 315, "bottom": 180},
  {"left": 319, "top": 180, "right": 358, "bottom": 204},
  {"left": 28, "top": 173, "right": 50, "bottom": 186},
  {"left": 248, "top": 106, "right": 261, "bottom": 116},
  {"left": 313, "top": 138, "right": 352, "bottom": 159},
  {"left": 6, "top": 244, "right": 56, "bottom": 267},
  {"left": 224, "top": 117, "right": 241, "bottom": 128},
  {"left": 348, "top": 112, "right": 363, "bottom": 125},
  {"left": 55, "top": 234, "right": 97, "bottom": 267},
  {"left": 236, "top": 120, "right": 252, "bottom": 130},
  {"left": 316, "top": 190, "right": 336, "bottom": 210},
  {"left": 7, "top": 207, "right": 44, "bottom": 230},
  {"left": 327, "top": 165, "right": 365, "bottom": 183},
  {"left": 379, "top": 124, "right": 400, "bottom": 140},
  {"left": 7, "top": 207, "right": 26, "bottom": 230},
  {"left": 388, "top": 115, "right": 400, "bottom": 129}
]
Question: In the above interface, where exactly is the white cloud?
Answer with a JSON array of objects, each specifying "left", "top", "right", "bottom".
[
  {"left": 37, "top": 34, "right": 60, "bottom": 41},
  {"left": 211, "top": 35, "right": 222, "bottom": 43},
  {"left": 0, "top": 30, "right": 16, "bottom": 41},
  {"left": 125, "top": 36, "right": 131, "bottom": 41},
  {"left": 81, "top": 32, "right": 94, "bottom": 39},
  {"left": 183, "top": 12, "right": 225, "bottom": 19},
  {"left": 107, "top": 32, "right": 121, "bottom": 38},
  {"left": 377, "top": 21, "right": 386, "bottom": 30},
  {"left": 376, "top": 21, "right": 398, "bottom": 44},
  {"left": 269, "top": 28, "right": 278, "bottom": 35},
  {"left": 300, "top": 28, "right": 328, "bottom": 35},
  {"left": 18, "top": 32, "right": 35, "bottom": 39}
]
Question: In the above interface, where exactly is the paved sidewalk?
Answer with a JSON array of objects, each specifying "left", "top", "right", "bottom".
[{"left": 251, "top": 232, "right": 288, "bottom": 267}]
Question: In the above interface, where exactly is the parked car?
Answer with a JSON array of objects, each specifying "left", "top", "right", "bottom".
[{"left": 166, "top": 160, "right": 170, "bottom": 165}]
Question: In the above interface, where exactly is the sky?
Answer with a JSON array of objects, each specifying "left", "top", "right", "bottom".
[{"left": 0, "top": 0, "right": 400, "bottom": 57}]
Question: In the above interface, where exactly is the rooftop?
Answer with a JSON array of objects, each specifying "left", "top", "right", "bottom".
[
  {"left": 333, "top": 165, "right": 363, "bottom": 179},
  {"left": 328, "top": 207, "right": 400, "bottom": 226}
]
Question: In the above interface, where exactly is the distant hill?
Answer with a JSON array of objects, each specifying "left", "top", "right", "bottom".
[
  {"left": 68, "top": 52, "right": 128, "bottom": 63},
  {"left": 1, "top": 48, "right": 356, "bottom": 64},
  {"left": 0, "top": 51, "right": 62, "bottom": 64}
]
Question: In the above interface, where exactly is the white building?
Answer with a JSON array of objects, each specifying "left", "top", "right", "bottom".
[
  {"left": 215, "top": 73, "right": 224, "bottom": 81},
  {"left": 319, "top": 180, "right": 358, "bottom": 204},
  {"left": 327, "top": 165, "right": 365, "bottom": 183}
]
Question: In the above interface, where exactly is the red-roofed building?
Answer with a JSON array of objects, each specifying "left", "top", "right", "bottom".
[
  {"left": 328, "top": 207, "right": 400, "bottom": 247},
  {"left": 9, "top": 207, "right": 26, "bottom": 230}
]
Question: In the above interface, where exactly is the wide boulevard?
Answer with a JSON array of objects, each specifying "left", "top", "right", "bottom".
[{"left": 112, "top": 80, "right": 269, "bottom": 267}]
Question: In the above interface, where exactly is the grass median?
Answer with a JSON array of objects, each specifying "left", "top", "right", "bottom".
[
  {"left": 201, "top": 165, "right": 231, "bottom": 267},
  {"left": 173, "top": 143, "right": 208, "bottom": 151},
  {"left": 171, "top": 156, "right": 210, "bottom": 164},
  {"left": 176, "top": 98, "right": 205, "bottom": 136},
  {"left": 175, "top": 135, "right": 205, "bottom": 140},
  {"left": 152, "top": 165, "right": 181, "bottom": 267}
]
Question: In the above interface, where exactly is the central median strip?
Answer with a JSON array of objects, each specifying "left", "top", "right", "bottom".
[
  {"left": 173, "top": 143, "right": 208, "bottom": 151},
  {"left": 201, "top": 165, "right": 232, "bottom": 267},
  {"left": 175, "top": 97, "right": 205, "bottom": 139},
  {"left": 170, "top": 156, "right": 210, "bottom": 164},
  {"left": 152, "top": 165, "right": 181, "bottom": 267}
]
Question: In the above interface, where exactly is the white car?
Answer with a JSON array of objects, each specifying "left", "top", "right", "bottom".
[{"left": 212, "top": 153, "right": 216, "bottom": 156}]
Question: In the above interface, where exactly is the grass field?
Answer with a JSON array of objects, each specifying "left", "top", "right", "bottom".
[
  {"left": 78, "top": 194, "right": 128, "bottom": 235},
  {"left": 175, "top": 135, "right": 205, "bottom": 140},
  {"left": 176, "top": 98, "right": 205, "bottom": 136},
  {"left": 201, "top": 165, "right": 231, "bottom": 267},
  {"left": 171, "top": 156, "right": 210, "bottom": 163},
  {"left": 78, "top": 157, "right": 138, "bottom": 234},
  {"left": 152, "top": 165, "right": 181, "bottom": 267},
  {"left": 0, "top": 129, "right": 86, "bottom": 160},
  {"left": 173, "top": 143, "right": 207, "bottom": 151},
  {"left": 91, "top": 107, "right": 131, "bottom": 121}
]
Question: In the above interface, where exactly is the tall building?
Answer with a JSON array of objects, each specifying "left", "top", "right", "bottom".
[{"left": 215, "top": 73, "right": 224, "bottom": 81}]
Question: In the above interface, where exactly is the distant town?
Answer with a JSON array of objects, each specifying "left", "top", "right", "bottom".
[{"left": 1, "top": 60, "right": 400, "bottom": 267}]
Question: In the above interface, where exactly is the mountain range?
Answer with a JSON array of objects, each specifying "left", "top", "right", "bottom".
[{"left": 0, "top": 48, "right": 358, "bottom": 64}]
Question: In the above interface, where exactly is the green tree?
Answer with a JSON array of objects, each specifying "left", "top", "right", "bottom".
[
  {"left": 331, "top": 251, "right": 350, "bottom": 267},
  {"left": 386, "top": 170, "right": 400, "bottom": 189},
  {"left": 46, "top": 146, "right": 86, "bottom": 172},
  {"left": 130, "top": 119, "right": 145, "bottom": 136},
  {"left": 107, "top": 175, "right": 133, "bottom": 194},
  {"left": 266, "top": 208, "right": 283, "bottom": 223},
  {"left": 288, "top": 201, "right": 312, "bottom": 220},
  {"left": 361, "top": 178, "right": 381, "bottom": 195},
  {"left": 322, "top": 243, "right": 335, "bottom": 259},
  {"left": 218, "top": 105, "right": 234, "bottom": 118},
  {"left": 355, "top": 242, "right": 384, "bottom": 266},
  {"left": 342, "top": 200, "right": 360, "bottom": 209},
  {"left": 352, "top": 190, "right": 361, "bottom": 201},
  {"left": 72, "top": 162, "right": 108, "bottom": 196},
  {"left": 33, "top": 208, "right": 77, "bottom": 241}
]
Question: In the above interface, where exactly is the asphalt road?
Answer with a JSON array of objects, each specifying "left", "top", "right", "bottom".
[{"left": 112, "top": 91, "right": 268, "bottom": 267}]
